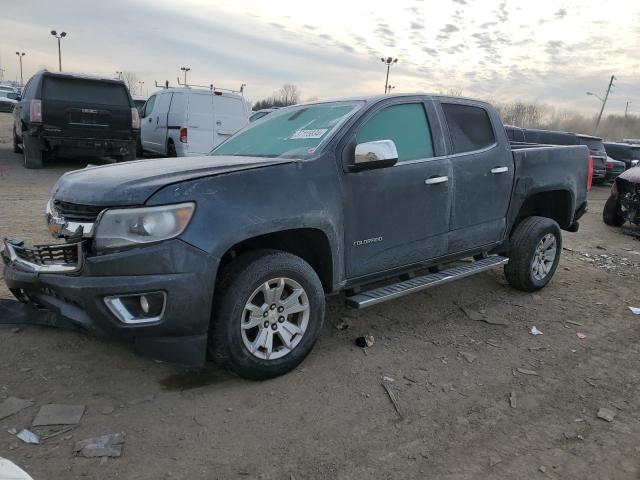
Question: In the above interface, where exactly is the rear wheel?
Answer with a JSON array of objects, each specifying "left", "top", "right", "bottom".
[
  {"left": 505, "top": 216, "right": 562, "bottom": 292},
  {"left": 209, "top": 250, "right": 325, "bottom": 380},
  {"left": 12, "top": 127, "right": 21, "bottom": 153},
  {"left": 22, "top": 135, "right": 44, "bottom": 169},
  {"left": 603, "top": 195, "right": 624, "bottom": 226},
  {"left": 167, "top": 141, "right": 177, "bottom": 157}
]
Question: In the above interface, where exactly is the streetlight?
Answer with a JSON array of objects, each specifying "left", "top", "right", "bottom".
[
  {"left": 381, "top": 57, "right": 398, "bottom": 94},
  {"left": 116, "top": 71, "right": 123, "bottom": 80},
  {"left": 387, "top": 85, "right": 396, "bottom": 93},
  {"left": 137, "top": 80, "right": 144, "bottom": 95},
  {"left": 15, "top": 52, "right": 25, "bottom": 86},
  {"left": 180, "top": 67, "right": 190, "bottom": 86},
  {"left": 50, "top": 30, "right": 67, "bottom": 72}
]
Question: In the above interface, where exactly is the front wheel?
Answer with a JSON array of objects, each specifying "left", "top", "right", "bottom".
[
  {"left": 603, "top": 195, "right": 624, "bottom": 226},
  {"left": 209, "top": 250, "right": 325, "bottom": 380},
  {"left": 505, "top": 216, "right": 562, "bottom": 292}
]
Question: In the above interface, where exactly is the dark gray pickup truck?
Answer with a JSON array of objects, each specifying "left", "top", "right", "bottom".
[{"left": 2, "top": 94, "right": 590, "bottom": 379}]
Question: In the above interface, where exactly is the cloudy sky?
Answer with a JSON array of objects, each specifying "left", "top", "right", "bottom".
[{"left": 2, "top": 0, "right": 640, "bottom": 114}]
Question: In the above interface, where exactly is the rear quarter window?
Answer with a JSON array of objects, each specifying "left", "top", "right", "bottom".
[
  {"left": 42, "top": 77, "right": 130, "bottom": 106},
  {"left": 442, "top": 103, "right": 496, "bottom": 154}
]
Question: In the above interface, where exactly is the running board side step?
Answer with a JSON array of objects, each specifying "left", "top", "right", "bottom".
[{"left": 346, "top": 255, "right": 508, "bottom": 309}]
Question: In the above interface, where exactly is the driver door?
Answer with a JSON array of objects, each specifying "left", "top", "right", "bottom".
[{"left": 342, "top": 100, "right": 452, "bottom": 279}]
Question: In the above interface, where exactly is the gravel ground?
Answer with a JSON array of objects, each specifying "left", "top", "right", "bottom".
[{"left": 1, "top": 112, "right": 639, "bottom": 479}]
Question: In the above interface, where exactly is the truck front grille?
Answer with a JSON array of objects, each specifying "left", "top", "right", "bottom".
[{"left": 54, "top": 200, "right": 104, "bottom": 222}]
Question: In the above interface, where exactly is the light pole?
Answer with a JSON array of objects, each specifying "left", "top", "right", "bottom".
[
  {"left": 180, "top": 67, "right": 190, "bottom": 86},
  {"left": 50, "top": 30, "right": 67, "bottom": 72},
  {"left": 380, "top": 57, "right": 398, "bottom": 94},
  {"left": 116, "top": 71, "right": 122, "bottom": 80},
  {"left": 138, "top": 80, "right": 144, "bottom": 96},
  {"left": 387, "top": 85, "right": 396, "bottom": 93},
  {"left": 15, "top": 52, "right": 25, "bottom": 86}
]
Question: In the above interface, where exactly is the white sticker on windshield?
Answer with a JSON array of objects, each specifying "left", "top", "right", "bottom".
[{"left": 291, "top": 129, "right": 328, "bottom": 140}]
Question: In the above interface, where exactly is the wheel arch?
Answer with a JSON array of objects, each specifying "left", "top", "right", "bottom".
[
  {"left": 510, "top": 189, "right": 575, "bottom": 233},
  {"left": 216, "top": 228, "right": 335, "bottom": 293}
]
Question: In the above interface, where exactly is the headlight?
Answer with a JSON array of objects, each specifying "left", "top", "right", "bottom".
[{"left": 94, "top": 202, "right": 195, "bottom": 250}]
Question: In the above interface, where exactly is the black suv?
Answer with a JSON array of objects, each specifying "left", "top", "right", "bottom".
[
  {"left": 576, "top": 134, "right": 607, "bottom": 184},
  {"left": 604, "top": 142, "right": 640, "bottom": 170},
  {"left": 12, "top": 70, "right": 139, "bottom": 169}
]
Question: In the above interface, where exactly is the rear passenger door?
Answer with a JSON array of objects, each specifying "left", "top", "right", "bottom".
[
  {"left": 342, "top": 100, "right": 452, "bottom": 279},
  {"left": 440, "top": 102, "right": 514, "bottom": 253},
  {"left": 213, "top": 96, "right": 249, "bottom": 147}
]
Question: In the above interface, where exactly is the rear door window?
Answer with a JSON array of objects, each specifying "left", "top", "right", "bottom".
[
  {"left": 356, "top": 103, "right": 434, "bottom": 162},
  {"left": 442, "top": 103, "right": 496, "bottom": 154},
  {"left": 42, "top": 77, "right": 129, "bottom": 106}
]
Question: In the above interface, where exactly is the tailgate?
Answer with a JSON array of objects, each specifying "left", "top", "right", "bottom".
[{"left": 41, "top": 76, "right": 132, "bottom": 140}]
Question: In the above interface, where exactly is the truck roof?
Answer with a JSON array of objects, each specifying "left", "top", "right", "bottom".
[
  {"left": 155, "top": 87, "right": 243, "bottom": 98},
  {"left": 294, "top": 93, "right": 492, "bottom": 108},
  {"left": 576, "top": 133, "right": 603, "bottom": 141},
  {"left": 36, "top": 69, "right": 126, "bottom": 85}
]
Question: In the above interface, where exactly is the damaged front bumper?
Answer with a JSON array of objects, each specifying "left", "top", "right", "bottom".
[{"left": 2, "top": 238, "right": 218, "bottom": 367}]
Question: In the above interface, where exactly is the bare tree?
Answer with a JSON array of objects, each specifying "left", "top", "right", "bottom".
[
  {"left": 121, "top": 71, "right": 139, "bottom": 93},
  {"left": 278, "top": 84, "right": 301, "bottom": 106}
]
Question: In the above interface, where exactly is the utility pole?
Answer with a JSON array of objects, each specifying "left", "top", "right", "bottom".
[
  {"left": 180, "top": 67, "right": 190, "bottom": 86},
  {"left": 595, "top": 75, "right": 615, "bottom": 133},
  {"left": 624, "top": 101, "right": 631, "bottom": 138}
]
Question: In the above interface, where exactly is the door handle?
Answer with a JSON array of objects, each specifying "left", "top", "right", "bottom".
[
  {"left": 424, "top": 176, "right": 448, "bottom": 185},
  {"left": 491, "top": 166, "right": 508, "bottom": 174},
  {"left": 148, "top": 117, "right": 152, "bottom": 123},
  {"left": 156, "top": 116, "right": 159, "bottom": 125}
]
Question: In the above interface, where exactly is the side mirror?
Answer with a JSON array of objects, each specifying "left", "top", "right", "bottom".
[
  {"left": 352, "top": 140, "right": 398, "bottom": 170},
  {"left": 632, "top": 160, "right": 639, "bottom": 167}
]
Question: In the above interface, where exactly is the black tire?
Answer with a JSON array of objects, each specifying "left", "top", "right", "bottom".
[
  {"left": 603, "top": 195, "right": 624, "bottom": 227},
  {"left": 209, "top": 250, "right": 325, "bottom": 380},
  {"left": 504, "top": 216, "right": 562, "bottom": 292},
  {"left": 22, "top": 134, "right": 44, "bottom": 169},
  {"left": 12, "top": 127, "right": 21, "bottom": 153},
  {"left": 167, "top": 141, "right": 177, "bottom": 157}
]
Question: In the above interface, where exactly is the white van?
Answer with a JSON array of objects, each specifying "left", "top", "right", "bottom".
[{"left": 139, "top": 87, "right": 249, "bottom": 157}]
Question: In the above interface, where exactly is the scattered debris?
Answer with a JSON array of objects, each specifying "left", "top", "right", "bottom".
[
  {"left": 460, "top": 352, "right": 477, "bottom": 364},
  {"left": 381, "top": 378, "right": 403, "bottom": 418},
  {"left": 565, "top": 320, "right": 583, "bottom": 326},
  {"left": 0, "top": 457, "right": 34, "bottom": 480},
  {"left": 0, "top": 397, "right": 34, "bottom": 421},
  {"left": 40, "top": 426, "right": 75, "bottom": 441},
  {"left": 528, "top": 346, "right": 546, "bottom": 352},
  {"left": 7, "top": 428, "right": 18, "bottom": 435},
  {"left": 485, "top": 340, "right": 501, "bottom": 348},
  {"left": 576, "top": 332, "right": 588, "bottom": 340},
  {"left": 101, "top": 406, "right": 115, "bottom": 415},
  {"left": 584, "top": 378, "right": 597, "bottom": 388},
  {"left": 596, "top": 408, "right": 616, "bottom": 422},
  {"left": 629, "top": 307, "right": 640, "bottom": 315},
  {"left": 16, "top": 429, "right": 39, "bottom": 445},
  {"left": 516, "top": 368, "right": 539, "bottom": 376},
  {"left": 530, "top": 326, "right": 543, "bottom": 336},
  {"left": 563, "top": 431, "right": 585, "bottom": 441},
  {"left": 489, "top": 455, "right": 502, "bottom": 467},
  {"left": 382, "top": 376, "right": 395, "bottom": 383},
  {"left": 334, "top": 317, "right": 350, "bottom": 331},
  {"left": 32, "top": 404, "right": 85, "bottom": 427},
  {"left": 126, "top": 394, "right": 155, "bottom": 407},
  {"left": 539, "top": 466, "right": 547, "bottom": 473},
  {"left": 355, "top": 334, "right": 375, "bottom": 348},
  {"left": 459, "top": 306, "right": 507, "bottom": 325},
  {"left": 509, "top": 391, "right": 516, "bottom": 408},
  {"left": 73, "top": 433, "right": 126, "bottom": 458}
]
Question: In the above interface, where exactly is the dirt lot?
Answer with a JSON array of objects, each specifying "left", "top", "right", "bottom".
[{"left": 1, "top": 112, "right": 639, "bottom": 480}]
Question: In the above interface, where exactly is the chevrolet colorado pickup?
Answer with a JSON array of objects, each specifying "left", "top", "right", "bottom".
[{"left": 2, "top": 94, "right": 590, "bottom": 379}]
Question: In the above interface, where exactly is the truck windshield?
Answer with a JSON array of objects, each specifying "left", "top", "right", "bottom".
[{"left": 211, "top": 101, "right": 363, "bottom": 158}]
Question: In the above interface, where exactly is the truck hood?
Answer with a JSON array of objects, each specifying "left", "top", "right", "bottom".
[{"left": 52, "top": 155, "right": 294, "bottom": 206}]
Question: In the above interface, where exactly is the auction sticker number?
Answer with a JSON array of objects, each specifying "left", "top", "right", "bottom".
[{"left": 291, "top": 129, "right": 328, "bottom": 140}]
